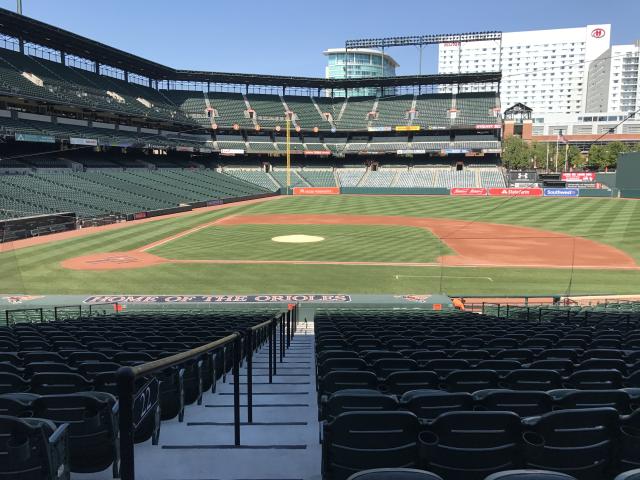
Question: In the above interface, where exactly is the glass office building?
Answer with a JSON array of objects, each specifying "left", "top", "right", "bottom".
[{"left": 323, "top": 48, "right": 398, "bottom": 97}]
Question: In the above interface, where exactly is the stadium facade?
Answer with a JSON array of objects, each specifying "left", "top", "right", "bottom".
[
  {"left": 323, "top": 47, "right": 398, "bottom": 97},
  {"left": 439, "top": 24, "right": 611, "bottom": 114}
]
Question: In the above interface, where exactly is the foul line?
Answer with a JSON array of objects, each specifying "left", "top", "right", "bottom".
[
  {"left": 395, "top": 274, "right": 494, "bottom": 282},
  {"left": 137, "top": 215, "right": 236, "bottom": 253}
]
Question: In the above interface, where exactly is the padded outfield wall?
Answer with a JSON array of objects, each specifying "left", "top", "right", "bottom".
[{"left": 617, "top": 153, "right": 640, "bottom": 198}]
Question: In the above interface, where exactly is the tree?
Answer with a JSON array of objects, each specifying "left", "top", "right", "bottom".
[{"left": 502, "top": 136, "right": 532, "bottom": 170}]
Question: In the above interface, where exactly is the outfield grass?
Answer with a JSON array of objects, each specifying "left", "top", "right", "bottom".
[
  {"left": 1, "top": 195, "right": 639, "bottom": 296},
  {"left": 151, "top": 224, "right": 449, "bottom": 262}
]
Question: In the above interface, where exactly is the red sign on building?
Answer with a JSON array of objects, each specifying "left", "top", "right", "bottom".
[{"left": 591, "top": 28, "right": 606, "bottom": 39}]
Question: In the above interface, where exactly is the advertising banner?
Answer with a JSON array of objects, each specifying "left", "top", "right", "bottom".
[
  {"left": 544, "top": 188, "right": 580, "bottom": 197},
  {"left": 84, "top": 294, "right": 352, "bottom": 304},
  {"left": 395, "top": 125, "right": 421, "bottom": 132},
  {"left": 206, "top": 199, "right": 224, "bottom": 206},
  {"left": 293, "top": 187, "right": 340, "bottom": 195},
  {"left": 397, "top": 149, "right": 426, "bottom": 155},
  {"left": 176, "top": 146, "right": 195, "bottom": 152},
  {"left": 489, "top": 188, "right": 543, "bottom": 197},
  {"left": 561, "top": 172, "right": 596, "bottom": 182},
  {"left": 15, "top": 133, "right": 55, "bottom": 143},
  {"left": 508, "top": 170, "right": 538, "bottom": 183},
  {"left": 475, "top": 124, "right": 502, "bottom": 129},
  {"left": 367, "top": 126, "right": 392, "bottom": 132},
  {"left": 70, "top": 137, "right": 98, "bottom": 146},
  {"left": 451, "top": 188, "right": 487, "bottom": 196},
  {"left": 303, "top": 150, "right": 331, "bottom": 156},
  {"left": 220, "top": 148, "right": 245, "bottom": 155},
  {"left": 444, "top": 148, "right": 469, "bottom": 154}
]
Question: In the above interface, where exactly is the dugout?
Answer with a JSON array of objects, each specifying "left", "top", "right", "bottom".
[{"left": 617, "top": 152, "right": 640, "bottom": 198}]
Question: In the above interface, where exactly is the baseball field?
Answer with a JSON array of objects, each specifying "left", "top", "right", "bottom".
[{"left": 2, "top": 194, "right": 640, "bottom": 296}]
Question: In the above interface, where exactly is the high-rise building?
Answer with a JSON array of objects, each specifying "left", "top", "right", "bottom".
[
  {"left": 586, "top": 41, "right": 640, "bottom": 114},
  {"left": 323, "top": 48, "right": 398, "bottom": 97},
  {"left": 438, "top": 25, "right": 611, "bottom": 114}
]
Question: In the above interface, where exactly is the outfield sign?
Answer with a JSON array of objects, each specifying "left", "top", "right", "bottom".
[
  {"left": 544, "top": 188, "right": 580, "bottom": 197},
  {"left": 303, "top": 150, "right": 331, "bottom": 156},
  {"left": 451, "top": 188, "right": 487, "bottom": 196},
  {"left": 488, "top": 188, "right": 543, "bottom": 197},
  {"left": 561, "top": 172, "right": 596, "bottom": 182},
  {"left": 395, "top": 125, "right": 420, "bottom": 132},
  {"left": 444, "top": 148, "right": 469, "bottom": 154},
  {"left": 397, "top": 149, "right": 426, "bottom": 155},
  {"left": 15, "top": 133, "right": 55, "bottom": 143},
  {"left": 368, "top": 126, "right": 392, "bottom": 132},
  {"left": 293, "top": 187, "right": 340, "bottom": 195},
  {"left": 70, "top": 137, "right": 98, "bottom": 146},
  {"left": 83, "top": 294, "right": 352, "bottom": 304},
  {"left": 220, "top": 148, "right": 245, "bottom": 155}
]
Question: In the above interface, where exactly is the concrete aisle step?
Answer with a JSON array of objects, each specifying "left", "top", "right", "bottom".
[{"left": 94, "top": 322, "right": 321, "bottom": 480}]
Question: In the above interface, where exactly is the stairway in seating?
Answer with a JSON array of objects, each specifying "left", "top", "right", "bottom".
[{"left": 122, "top": 321, "right": 319, "bottom": 480}]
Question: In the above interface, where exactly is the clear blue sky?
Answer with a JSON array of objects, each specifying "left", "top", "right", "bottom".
[{"left": 2, "top": 0, "right": 639, "bottom": 77}]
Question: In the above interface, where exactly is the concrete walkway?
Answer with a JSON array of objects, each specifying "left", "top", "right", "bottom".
[{"left": 77, "top": 320, "right": 320, "bottom": 480}]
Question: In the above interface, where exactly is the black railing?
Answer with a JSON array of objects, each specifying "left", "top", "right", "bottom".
[{"left": 116, "top": 307, "right": 297, "bottom": 480}]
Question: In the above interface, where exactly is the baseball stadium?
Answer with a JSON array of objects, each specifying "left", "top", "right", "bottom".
[{"left": 2, "top": 4, "right": 640, "bottom": 480}]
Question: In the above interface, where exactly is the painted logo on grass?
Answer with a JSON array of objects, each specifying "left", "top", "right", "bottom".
[
  {"left": 2, "top": 295, "right": 44, "bottom": 304},
  {"left": 83, "top": 294, "right": 352, "bottom": 304}
]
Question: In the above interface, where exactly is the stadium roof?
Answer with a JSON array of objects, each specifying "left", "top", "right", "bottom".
[{"left": 0, "top": 8, "right": 501, "bottom": 88}]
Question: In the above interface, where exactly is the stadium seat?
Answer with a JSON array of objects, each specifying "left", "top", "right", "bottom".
[
  {"left": 473, "top": 390, "right": 553, "bottom": 416},
  {"left": 522, "top": 407, "right": 619, "bottom": 480},
  {"left": 418, "top": 411, "right": 523, "bottom": 479},
  {"left": 383, "top": 371, "right": 440, "bottom": 395},
  {"left": 322, "top": 411, "right": 420, "bottom": 480},
  {"left": 565, "top": 370, "right": 624, "bottom": 390},
  {"left": 400, "top": 390, "right": 474, "bottom": 422},
  {"left": 443, "top": 369, "right": 500, "bottom": 393},
  {"left": 0, "top": 415, "right": 69, "bottom": 480},
  {"left": 502, "top": 370, "right": 563, "bottom": 391},
  {"left": 346, "top": 468, "right": 444, "bottom": 480},
  {"left": 322, "top": 389, "right": 398, "bottom": 422},
  {"left": 484, "top": 471, "right": 578, "bottom": 479}
]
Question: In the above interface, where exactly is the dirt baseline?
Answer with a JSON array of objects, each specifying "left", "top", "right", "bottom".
[{"left": 61, "top": 213, "right": 638, "bottom": 271}]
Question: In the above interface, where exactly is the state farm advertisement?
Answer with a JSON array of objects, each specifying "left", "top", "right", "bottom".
[
  {"left": 561, "top": 172, "right": 596, "bottom": 182},
  {"left": 488, "top": 188, "right": 543, "bottom": 197},
  {"left": 293, "top": 187, "right": 340, "bottom": 195},
  {"left": 450, "top": 188, "right": 487, "bottom": 196}
]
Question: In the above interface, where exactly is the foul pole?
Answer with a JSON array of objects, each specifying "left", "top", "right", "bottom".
[{"left": 286, "top": 116, "right": 291, "bottom": 194}]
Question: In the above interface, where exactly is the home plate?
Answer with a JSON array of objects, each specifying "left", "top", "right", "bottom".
[{"left": 271, "top": 234, "right": 325, "bottom": 243}]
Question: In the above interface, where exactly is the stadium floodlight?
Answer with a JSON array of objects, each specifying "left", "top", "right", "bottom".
[
  {"left": 17, "top": 0, "right": 22, "bottom": 15},
  {"left": 345, "top": 31, "right": 502, "bottom": 49}
]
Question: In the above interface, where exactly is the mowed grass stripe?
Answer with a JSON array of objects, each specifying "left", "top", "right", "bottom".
[{"left": 151, "top": 224, "right": 450, "bottom": 263}]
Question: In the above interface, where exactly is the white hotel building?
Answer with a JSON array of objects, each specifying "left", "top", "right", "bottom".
[{"left": 438, "top": 25, "right": 611, "bottom": 114}]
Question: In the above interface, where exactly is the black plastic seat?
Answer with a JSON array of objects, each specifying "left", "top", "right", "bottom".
[
  {"left": 319, "top": 371, "right": 379, "bottom": 398},
  {"left": 484, "top": 471, "right": 577, "bottom": 479},
  {"left": 0, "top": 372, "right": 29, "bottom": 393},
  {"left": 323, "top": 389, "right": 398, "bottom": 422},
  {"left": 383, "top": 371, "right": 439, "bottom": 395},
  {"left": 418, "top": 411, "right": 523, "bottom": 480},
  {"left": 372, "top": 359, "right": 418, "bottom": 378},
  {"left": 522, "top": 407, "right": 619, "bottom": 480},
  {"left": 442, "top": 369, "right": 498, "bottom": 393},
  {"left": 619, "top": 410, "right": 640, "bottom": 473},
  {"left": 400, "top": 390, "right": 473, "bottom": 422},
  {"left": 476, "top": 360, "right": 522, "bottom": 377},
  {"left": 317, "top": 350, "right": 360, "bottom": 365},
  {"left": 363, "top": 351, "right": 404, "bottom": 363},
  {"left": 423, "top": 359, "right": 470, "bottom": 377},
  {"left": 529, "top": 360, "right": 574, "bottom": 376},
  {"left": 565, "top": 369, "right": 623, "bottom": 390},
  {"left": 346, "top": 468, "right": 443, "bottom": 480},
  {"left": 554, "top": 389, "right": 634, "bottom": 414},
  {"left": 322, "top": 411, "right": 420, "bottom": 480},
  {"left": 502, "top": 370, "right": 563, "bottom": 391},
  {"left": 30, "top": 373, "right": 93, "bottom": 395},
  {"left": 31, "top": 393, "right": 119, "bottom": 475},
  {"left": 0, "top": 414, "right": 69, "bottom": 480},
  {"left": 319, "top": 358, "right": 370, "bottom": 377},
  {"left": 474, "top": 390, "right": 553, "bottom": 417}
]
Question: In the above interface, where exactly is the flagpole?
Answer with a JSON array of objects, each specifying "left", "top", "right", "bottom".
[
  {"left": 564, "top": 143, "right": 569, "bottom": 172},
  {"left": 546, "top": 143, "right": 549, "bottom": 173},
  {"left": 555, "top": 134, "right": 560, "bottom": 172}
]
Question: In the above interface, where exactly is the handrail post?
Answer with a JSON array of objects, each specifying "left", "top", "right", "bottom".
[
  {"left": 245, "top": 328, "right": 253, "bottom": 424},
  {"left": 268, "top": 320, "right": 274, "bottom": 383},
  {"left": 117, "top": 366, "right": 136, "bottom": 480},
  {"left": 233, "top": 333, "right": 241, "bottom": 446},
  {"left": 286, "top": 309, "right": 291, "bottom": 348},
  {"left": 280, "top": 313, "right": 284, "bottom": 363},
  {"left": 272, "top": 317, "right": 277, "bottom": 375}
]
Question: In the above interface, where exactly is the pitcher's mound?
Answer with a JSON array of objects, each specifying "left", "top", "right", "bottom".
[{"left": 271, "top": 234, "right": 325, "bottom": 244}]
